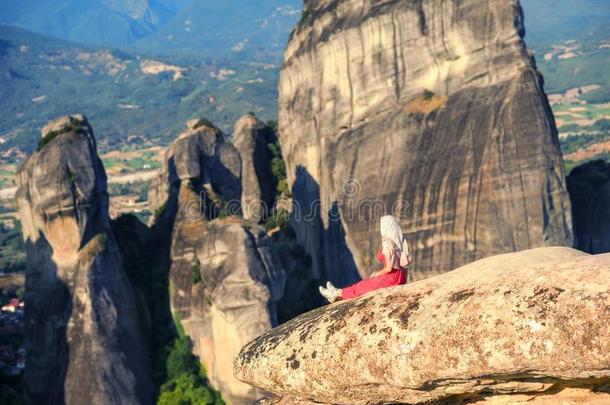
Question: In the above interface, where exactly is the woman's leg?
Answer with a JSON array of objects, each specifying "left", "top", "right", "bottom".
[{"left": 341, "top": 271, "right": 401, "bottom": 300}]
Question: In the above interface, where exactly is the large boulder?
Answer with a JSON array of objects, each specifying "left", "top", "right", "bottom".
[
  {"left": 233, "top": 114, "right": 278, "bottom": 222},
  {"left": 16, "top": 115, "right": 154, "bottom": 404},
  {"left": 278, "top": 0, "right": 572, "bottom": 283},
  {"left": 235, "top": 247, "right": 610, "bottom": 404},
  {"left": 153, "top": 119, "right": 285, "bottom": 403},
  {"left": 567, "top": 160, "right": 610, "bottom": 254}
]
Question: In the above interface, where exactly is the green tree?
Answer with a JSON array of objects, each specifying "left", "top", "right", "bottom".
[
  {"left": 191, "top": 257, "right": 202, "bottom": 285},
  {"left": 158, "top": 333, "right": 224, "bottom": 404},
  {"left": 422, "top": 89, "right": 435, "bottom": 100},
  {"left": 594, "top": 118, "right": 610, "bottom": 132},
  {"left": 268, "top": 142, "right": 288, "bottom": 195},
  {"left": 158, "top": 373, "right": 216, "bottom": 405},
  {"left": 166, "top": 337, "right": 201, "bottom": 381}
]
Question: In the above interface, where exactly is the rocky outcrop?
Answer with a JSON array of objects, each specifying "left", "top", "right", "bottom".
[
  {"left": 16, "top": 115, "right": 154, "bottom": 404},
  {"left": 235, "top": 247, "right": 610, "bottom": 404},
  {"left": 567, "top": 160, "right": 610, "bottom": 254},
  {"left": 152, "top": 119, "right": 285, "bottom": 403},
  {"left": 171, "top": 218, "right": 285, "bottom": 403},
  {"left": 233, "top": 114, "right": 278, "bottom": 222},
  {"left": 278, "top": 0, "right": 572, "bottom": 283},
  {"left": 148, "top": 118, "right": 242, "bottom": 226}
]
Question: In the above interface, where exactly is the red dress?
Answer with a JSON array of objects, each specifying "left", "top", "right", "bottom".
[{"left": 341, "top": 248, "right": 407, "bottom": 300}]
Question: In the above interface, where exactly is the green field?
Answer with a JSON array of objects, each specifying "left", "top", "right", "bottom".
[
  {"left": 101, "top": 153, "right": 161, "bottom": 174},
  {"left": 554, "top": 103, "right": 610, "bottom": 129}
]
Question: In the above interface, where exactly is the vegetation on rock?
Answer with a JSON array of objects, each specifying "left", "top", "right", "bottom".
[
  {"left": 268, "top": 140, "right": 289, "bottom": 196},
  {"left": 154, "top": 202, "right": 168, "bottom": 220},
  {"left": 37, "top": 121, "right": 84, "bottom": 152},
  {"left": 263, "top": 137, "right": 291, "bottom": 231},
  {"left": 193, "top": 118, "right": 217, "bottom": 130},
  {"left": 191, "top": 257, "right": 202, "bottom": 285},
  {"left": 299, "top": 5, "right": 312, "bottom": 24},
  {"left": 406, "top": 91, "right": 447, "bottom": 115},
  {"left": 81, "top": 233, "right": 108, "bottom": 261},
  {"left": 422, "top": 89, "right": 435, "bottom": 100}
]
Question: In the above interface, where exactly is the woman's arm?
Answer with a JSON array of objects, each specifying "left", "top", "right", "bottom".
[{"left": 370, "top": 257, "right": 392, "bottom": 278}]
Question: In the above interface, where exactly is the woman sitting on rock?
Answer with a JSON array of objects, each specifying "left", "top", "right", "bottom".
[{"left": 319, "top": 215, "right": 412, "bottom": 302}]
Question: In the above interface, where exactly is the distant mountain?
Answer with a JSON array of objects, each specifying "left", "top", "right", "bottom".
[
  {"left": 0, "top": 25, "right": 280, "bottom": 160},
  {"left": 0, "top": 0, "right": 175, "bottom": 46},
  {"left": 134, "top": 0, "right": 301, "bottom": 60},
  {"left": 0, "top": 0, "right": 302, "bottom": 60},
  {"left": 521, "top": 0, "right": 610, "bottom": 46}
]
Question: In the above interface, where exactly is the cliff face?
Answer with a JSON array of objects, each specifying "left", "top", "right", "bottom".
[
  {"left": 567, "top": 160, "right": 610, "bottom": 254},
  {"left": 170, "top": 218, "right": 285, "bottom": 403},
  {"left": 151, "top": 120, "right": 285, "bottom": 403},
  {"left": 235, "top": 247, "right": 610, "bottom": 404},
  {"left": 16, "top": 115, "right": 154, "bottom": 404},
  {"left": 279, "top": 0, "right": 572, "bottom": 282},
  {"left": 233, "top": 114, "right": 278, "bottom": 223}
]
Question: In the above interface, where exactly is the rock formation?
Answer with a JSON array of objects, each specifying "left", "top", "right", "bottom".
[
  {"left": 567, "top": 160, "right": 610, "bottom": 254},
  {"left": 148, "top": 118, "right": 242, "bottom": 226},
  {"left": 235, "top": 247, "right": 610, "bottom": 404},
  {"left": 171, "top": 218, "right": 285, "bottom": 403},
  {"left": 150, "top": 119, "right": 285, "bottom": 403},
  {"left": 278, "top": 0, "right": 572, "bottom": 283},
  {"left": 233, "top": 114, "right": 278, "bottom": 222},
  {"left": 16, "top": 115, "right": 154, "bottom": 404}
]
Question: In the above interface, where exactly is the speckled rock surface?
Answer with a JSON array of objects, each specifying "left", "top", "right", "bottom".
[
  {"left": 16, "top": 115, "right": 154, "bottom": 404},
  {"left": 153, "top": 120, "right": 285, "bottom": 403},
  {"left": 278, "top": 0, "right": 572, "bottom": 283},
  {"left": 233, "top": 114, "right": 278, "bottom": 222},
  {"left": 235, "top": 247, "right": 610, "bottom": 404}
]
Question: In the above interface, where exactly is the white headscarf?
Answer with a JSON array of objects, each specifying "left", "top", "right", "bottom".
[
  {"left": 380, "top": 215, "right": 412, "bottom": 267},
  {"left": 380, "top": 215, "right": 403, "bottom": 248}
]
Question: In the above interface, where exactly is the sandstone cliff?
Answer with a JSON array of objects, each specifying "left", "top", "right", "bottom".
[
  {"left": 233, "top": 114, "right": 278, "bottom": 223},
  {"left": 567, "top": 160, "right": 610, "bottom": 254},
  {"left": 235, "top": 247, "right": 610, "bottom": 404},
  {"left": 151, "top": 119, "right": 285, "bottom": 403},
  {"left": 279, "top": 0, "right": 572, "bottom": 282},
  {"left": 16, "top": 115, "right": 154, "bottom": 404}
]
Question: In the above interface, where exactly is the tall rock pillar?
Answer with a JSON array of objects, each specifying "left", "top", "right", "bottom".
[
  {"left": 279, "top": 0, "right": 573, "bottom": 282},
  {"left": 16, "top": 115, "right": 154, "bottom": 404}
]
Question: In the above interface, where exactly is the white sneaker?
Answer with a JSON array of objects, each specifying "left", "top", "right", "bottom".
[
  {"left": 326, "top": 281, "right": 341, "bottom": 298},
  {"left": 319, "top": 285, "right": 339, "bottom": 303}
]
